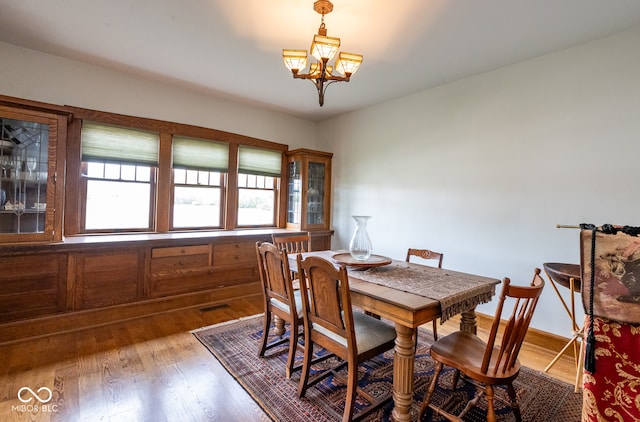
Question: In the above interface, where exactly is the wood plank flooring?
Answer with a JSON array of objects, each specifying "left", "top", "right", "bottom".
[{"left": 0, "top": 295, "right": 579, "bottom": 421}]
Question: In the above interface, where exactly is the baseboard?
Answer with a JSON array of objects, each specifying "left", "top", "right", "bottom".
[{"left": 0, "top": 282, "right": 262, "bottom": 345}]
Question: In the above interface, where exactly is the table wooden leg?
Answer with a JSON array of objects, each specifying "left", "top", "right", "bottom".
[
  {"left": 273, "top": 315, "right": 285, "bottom": 337},
  {"left": 392, "top": 323, "right": 416, "bottom": 422},
  {"left": 459, "top": 307, "right": 478, "bottom": 334}
]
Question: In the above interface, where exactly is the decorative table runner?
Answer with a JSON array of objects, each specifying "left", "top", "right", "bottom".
[
  {"left": 290, "top": 251, "right": 498, "bottom": 323},
  {"left": 348, "top": 261, "right": 497, "bottom": 322}
]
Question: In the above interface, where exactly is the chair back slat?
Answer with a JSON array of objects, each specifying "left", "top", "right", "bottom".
[
  {"left": 272, "top": 232, "right": 312, "bottom": 254},
  {"left": 481, "top": 270, "right": 545, "bottom": 375},
  {"left": 406, "top": 248, "right": 443, "bottom": 268}
]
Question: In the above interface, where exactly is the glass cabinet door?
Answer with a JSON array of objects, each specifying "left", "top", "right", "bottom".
[
  {"left": 0, "top": 105, "right": 61, "bottom": 242},
  {"left": 287, "top": 160, "right": 302, "bottom": 226},
  {"left": 306, "top": 161, "right": 325, "bottom": 226},
  {"left": 285, "top": 149, "right": 332, "bottom": 231},
  {"left": 0, "top": 118, "right": 48, "bottom": 234}
]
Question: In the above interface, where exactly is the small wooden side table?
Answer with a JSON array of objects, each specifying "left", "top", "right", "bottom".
[{"left": 543, "top": 262, "right": 584, "bottom": 392}]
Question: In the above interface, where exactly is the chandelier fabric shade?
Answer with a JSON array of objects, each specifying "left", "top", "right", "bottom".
[
  {"left": 282, "top": 0, "right": 363, "bottom": 106},
  {"left": 335, "top": 52, "right": 363, "bottom": 77},
  {"left": 282, "top": 50, "right": 308, "bottom": 73},
  {"left": 310, "top": 34, "right": 340, "bottom": 61}
]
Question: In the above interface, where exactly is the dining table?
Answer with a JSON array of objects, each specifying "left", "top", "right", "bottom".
[{"left": 288, "top": 250, "right": 501, "bottom": 422}]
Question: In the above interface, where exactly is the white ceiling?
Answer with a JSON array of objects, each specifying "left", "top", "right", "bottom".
[{"left": 1, "top": 0, "right": 640, "bottom": 122}]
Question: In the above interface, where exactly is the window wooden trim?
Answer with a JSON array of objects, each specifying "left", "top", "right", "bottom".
[
  {"left": 66, "top": 106, "right": 288, "bottom": 151},
  {"left": 156, "top": 132, "right": 173, "bottom": 232},
  {"left": 64, "top": 107, "right": 288, "bottom": 235}
]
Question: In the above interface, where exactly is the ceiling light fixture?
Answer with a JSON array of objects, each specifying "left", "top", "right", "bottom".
[{"left": 282, "top": 0, "right": 363, "bottom": 107}]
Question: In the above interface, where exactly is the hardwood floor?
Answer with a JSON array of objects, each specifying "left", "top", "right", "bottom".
[{"left": 0, "top": 295, "right": 579, "bottom": 421}]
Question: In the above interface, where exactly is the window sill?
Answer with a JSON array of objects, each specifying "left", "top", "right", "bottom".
[{"left": 0, "top": 228, "right": 304, "bottom": 254}]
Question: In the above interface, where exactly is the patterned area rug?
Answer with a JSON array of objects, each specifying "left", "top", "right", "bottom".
[{"left": 193, "top": 315, "right": 583, "bottom": 421}]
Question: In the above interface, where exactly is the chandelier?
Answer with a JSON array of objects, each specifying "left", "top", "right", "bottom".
[{"left": 282, "top": 0, "right": 363, "bottom": 107}]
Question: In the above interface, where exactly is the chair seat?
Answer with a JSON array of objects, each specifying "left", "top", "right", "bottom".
[
  {"left": 312, "top": 311, "right": 396, "bottom": 353},
  {"left": 430, "top": 331, "right": 521, "bottom": 385},
  {"left": 271, "top": 289, "right": 304, "bottom": 319},
  {"left": 353, "top": 312, "right": 397, "bottom": 353}
]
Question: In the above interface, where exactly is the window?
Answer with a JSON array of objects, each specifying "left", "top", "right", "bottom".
[
  {"left": 172, "top": 136, "right": 228, "bottom": 229},
  {"left": 81, "top": 122, "right": 159, "bottom": 231},
  {"left": 237, "top": 173, "right": 278, "bottom": 226},
  {"left": 69, "top": 110, "right": 288, "bottom": 235},
  {"left": 84, "top": 162, "right": 154, "bottom": 230},
  {"left": 237, "top": 146, "right": 282, "bottom": 227}
]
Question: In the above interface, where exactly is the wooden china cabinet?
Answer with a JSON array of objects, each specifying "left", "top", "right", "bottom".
[
  {"left": 286, "top": 149, "right": 333, "bottom": 250},
  {"left": 0, "top": 102, "right": 67, "bottom": 243}
]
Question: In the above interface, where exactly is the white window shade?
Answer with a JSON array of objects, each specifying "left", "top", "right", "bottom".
[
  {"left": 81, "top": 122, "right": 159, "bottom": 166},
  {"left": 238, "top": 146, "right": 282, "bottom": 177},
  {"left": 173, "top": 136, "right": 229, "bottom": 172}
]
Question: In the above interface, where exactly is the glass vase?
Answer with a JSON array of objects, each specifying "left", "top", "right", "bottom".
[{"left": 349, "top": 215, "right": 373, "bottom": 260}]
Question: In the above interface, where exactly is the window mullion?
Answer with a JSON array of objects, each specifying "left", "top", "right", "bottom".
[
  {"left": 156, "top": 132, "right": 172, "bottom": 232},
  {"left": 225, "top": 144, "right": 239, "bottom": 229}
]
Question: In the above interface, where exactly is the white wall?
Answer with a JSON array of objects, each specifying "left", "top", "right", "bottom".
[
  {"left": 318, "top": 25, "right": 640, "bottom": 336},
  {"left": 0, "top": 41, "right": 316, "bottom": 149}
]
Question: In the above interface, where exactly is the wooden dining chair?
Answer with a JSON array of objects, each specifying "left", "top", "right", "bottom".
[
  {"left": 296, "top": 254, "right": 397, "bottom": 422},
  {"left": 256, "top": 241, "right": 305, "bottom": 379},
  {"left": 406, "top": 248, "right": 444, "bottom": 341},
  {"left": 272, "top": 232, "right": 313, "bottom": 288},
  {"left": 272, "top": 232, "right": 312, "bottom": 254},
  {"left": 419, "top": 268, "right": 545, "bottom": 422}
]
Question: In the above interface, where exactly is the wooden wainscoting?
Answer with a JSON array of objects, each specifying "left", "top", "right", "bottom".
[{"left": 0, "top": 229, "right": 334, "bottom": 344}]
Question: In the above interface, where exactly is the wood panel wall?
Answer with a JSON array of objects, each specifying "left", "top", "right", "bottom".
[{"left": 0, "top": 229, "right": 332, "bottom": 343}]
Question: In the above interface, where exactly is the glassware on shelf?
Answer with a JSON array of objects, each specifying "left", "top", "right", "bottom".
[
  {"left": 0, "top": 155, "right": 10, "bottom": 178},
  {"left": 1, "top": 117, "right": 50, "bottom": 235},
  {"left": 349, "top": 215, "right": 373, "bottom": 260},
  {"left": 287, "top": 161, "right": 301, "bottom": 225},
  {"left": 26, "top": 156, "right": 37, "bottom": 180},
  {"left": 306, "top": 162, "right": 325, "bottom": 226}
]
